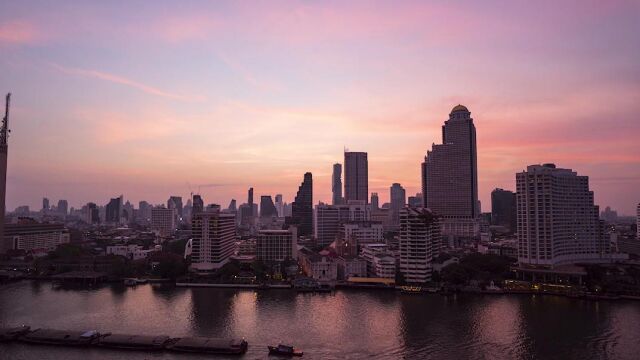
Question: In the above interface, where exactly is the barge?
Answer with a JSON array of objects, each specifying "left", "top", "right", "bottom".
[
  {"left": 0, "top": 325, "right": 31, "bottom": 342},
  {"left": 97, "top": 333, "right": 171, "bottom": 350},
  {"left": 167, "top": 336, "right": 248, "bottom": 354},
  {"left": 20, "top": 328, "right": 100, "bottom": 346}
]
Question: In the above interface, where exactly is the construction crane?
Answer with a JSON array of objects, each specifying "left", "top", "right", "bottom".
[{"left": 1, "top": 93, "right": 10, "bottom": 146}]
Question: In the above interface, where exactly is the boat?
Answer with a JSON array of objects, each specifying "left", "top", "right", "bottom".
[
  {"left": 0, "top": 325, "right": 31, "bottom": 342},
  {"left": 268, "top": 344, "right": 303, "bottom": 356},
  {"left": 97, "top": 333, "right": 170, "bottom": 350},
  {"left": 167, "top": 336, "right": 248, "bottom": 354},
  {"left": 400, "top": 286, "right": 422, "bottom": 294},
  {"left": 20, "top": 329, "right": 101, "bottom": 346}
]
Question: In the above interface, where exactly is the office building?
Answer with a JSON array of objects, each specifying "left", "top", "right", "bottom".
[
  {"left": 491, "top": 188, "right": 517, "bottom": 232},
  {"left": 314, "top": 202, "right": 370, "bottom": 246},
  {"left": 421, "top": 105, "right": 478, "bottom": 239},
  {"left": 344, "top": 151, "right": 368, "bottom": 203},
  {"left": 151, "top": 206, "right": 176, "bottom": 237},
  {"left": 168, "top": 196, "right": 183, "bottom": 219},
  {"left": 343, "top": 221, "right": 383, "bottom": 246},
  {"left": 332, "top": 163, "right": 343, "bottom": 205},
  {"left": 190, "top": 205, "right": 237, "bottom": 273},
  {"left": 390, "top": 183, "right": 406, "bottom": 227},
  {"left": 290, "top": 172, "right": 313, "bottom": 236},
  {"left": 371, "top": 193, "right": 379, "bottom": 210},
  {"left": 57, "top": 199, "right": 68, "bottom": 216},
  {"left": 256, "top": 227, "right": 297, "bottom": 262},
  {"left": 85, "top": 202, "right": 99, "bottom": 224},
  {"left": 0, "top": 94, "right": 9, "bottom": 253},
  {"left": 42, "top": 198, "right": 49, "bottom": 211},
  {"left": 192, "top": 195, "right": 204, "bottom": 215},
  {"left": 516, "top": 164, "right": 609, "bottom": 267},
  {"left": 399, "top": 207, "right": 442, "bottom": 284},
  {"left": 408, "top": 193, "right": 423, "bottom": 208},
  {"left": 105, "top": 196, "right": 123, "bottom": 224},
  {"left": 260, "top": 195, "right": 278, "bottom": 218},
  {"left": 275, "top": 194, "right": 284, "bottom": 217}
]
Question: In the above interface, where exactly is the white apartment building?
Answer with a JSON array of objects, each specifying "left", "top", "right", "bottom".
[
  {"left": 4, "top": 222, "right": 70, "bottom": 252},
  {"left": 517, "top": 164, "right": 609, "bottom": 267},
  {"left": 399, "top": 207, "right": 442, "bottom": 284},
  {"left": 190, "top": 206, "right": 237, "bottom": 273}
]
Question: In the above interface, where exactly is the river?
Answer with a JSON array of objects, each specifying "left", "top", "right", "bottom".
[{"left": 1, "top": 281, "right": 639, "bottom": 359}]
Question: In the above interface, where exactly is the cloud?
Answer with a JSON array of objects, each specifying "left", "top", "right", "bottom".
[
  {"left": 49, "top": 62, "right": 205, "bottom": 102},
  {"left": 0, "top": 21, "right": 40, "bottom": 44}
]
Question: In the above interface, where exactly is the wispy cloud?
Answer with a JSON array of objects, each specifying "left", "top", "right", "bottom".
[
  {"left": 0, "top": 21, "right": 40, "bottom": 44},
  {"left": 50, "top": 62, "right": 205, "bottom": 102}
]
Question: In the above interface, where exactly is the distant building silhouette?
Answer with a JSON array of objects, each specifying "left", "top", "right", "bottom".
[
  {"left": 408, "top": 193, "right": 423, "bottom": 208},
  {"left": 344, "top": 151, "right": 368, "bottom": 204},
  {"left": 192, "top": 195, "right": 204, "bottom": 215},
  {"left": 42, "top": 197, "right": 49, "bottom": 211},
  {"left": 290, "top": 172, "right": 313, "bottom": 236},
  {"left": 390, "top": 183, "right": 406, "bottom": 227},
  {"left": 57, "top": 199, "right": 68, "bottom": 216},
  {"left": 491, "top": 188, "right": 516, "bottom": 232},
  {"left": 168, "top": 196, "right": 183, "bottom": 218},
  {"left": 228, "top": 199, "right": 237, "bottom": 212},
  {"left": 275, "top": 194, "right": 284, "bottom": 217},
  {"left": 260, "top": 195, "right": 278, "bottom": 218},
  {"left": 105, "top": 196, "right": 123, "bottom": 224},
  {"left": 151, "top": 206, "right": 175, "bottom": 237},
  {"left": 421, "top": 105, "right": 479, "bottom": 241},
  {"left": 332, "top": 163, "right": 343, "bottom": 205}
]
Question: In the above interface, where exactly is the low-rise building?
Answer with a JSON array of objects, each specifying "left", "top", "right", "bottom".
[
  {"left": 106, "top": 244, "right": 160, "bottom": 260},
  {"left": 336, "top": 256, "right": 367, "bottom": 280},
  {"left": 298, "top": 248, "right": 338, "bottom": 283},
  {"left": 4, "top": 220, "right": 70, "bottom": 252},
  {"left": 256, "top": 227, "right": 297, "bottom": 262}
]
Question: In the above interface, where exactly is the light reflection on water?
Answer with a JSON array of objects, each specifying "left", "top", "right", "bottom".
[{"left": 0, "top": 281, "right": 639, "bottom": 359}]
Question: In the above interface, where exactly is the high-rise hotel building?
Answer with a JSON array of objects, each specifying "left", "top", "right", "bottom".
[
  {"left": 399, "top": 207, "right": 442, "bottom": 284},
  {"left": 421, "top": 105, "right": 479, "bottom": 240},
  {"left": 190, "top": 205, "right": 236, "bottom": 273},
  {"left": 516, "top": 164, "right": 609, "bottom": 267}
]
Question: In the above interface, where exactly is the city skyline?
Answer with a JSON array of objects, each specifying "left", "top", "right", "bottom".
[{"left": 1, "top": 1, "right": 639, "bottom": 214}]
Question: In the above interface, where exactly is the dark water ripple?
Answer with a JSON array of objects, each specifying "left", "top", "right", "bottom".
[{"left": 0, "top": 282, "right": 640, "bottom": 359}]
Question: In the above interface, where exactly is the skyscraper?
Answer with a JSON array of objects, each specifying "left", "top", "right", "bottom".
[
  {"left": 168, "top": 196, "right": 183, "bottom": 218},
  {"left": 260, "top": 195, "right": 278, "bottom": 218},
  {"left": 491, "top": 188, "right": 516, "bottom": 232},
  {"left": 248, "top": 187, "right": 254, "bottom": 215},
  {"left": 314, "top": 201, "right": 370, "bottom": 246},
  {"left": 275, "top": 194, "right": 284, "bottom": 217},
  {"left": 228, "top": 199, "right": 237, "bottom": 212},
  {"left": 105, "top": 196, "right": 123, "bottom": 224},
  {"left": 0, "top": 94, "right": 10, "bottom": 253},
  {"left": 370, "top": 193, "right": 379, "bottom": 210},
  {"left": 42, "top": 198, "right": 49, "bottom": 211},
  {"left": 332, "top": 163, "right": 343, "bottom": 205},
  {"left": 516, "top": 164, "right": 608, "bottom": 267},
  {"left": 390, "top": 183, "right": 406, "bottom": 226},
  {"left": 57, "top": 199, "right": 68, "bottom": 216},
  {"left": 192, "top": 195, "right": 204, "bottom": 215},
  {"left": 637, "top": 203, "right": 640, "bottom": 241},
  {"left": 291, "top": 172, "right": 313, "bottom": 236},
  {"left": 190, "top": 205, "right": 236, "bottom": 273},
  {"left": 399, "top": 207, "right": 442, "bottom": 284},
  {"left": 344, "top": 151, "right": 368, "bottom": 204},
  {"left": 421, "top": 105, "right": 478, "bottom": 239}
]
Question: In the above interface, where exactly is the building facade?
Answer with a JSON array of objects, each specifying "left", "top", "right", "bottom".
[
  {"left": 190, "top": 206, "right": 237, "bottom": 273},
  {"left": 390, "top": 183, "right": 406, "bottom": 227},
  {"left": 421, "top": 105, "right": 478, "bottom": 239},
  {"left": 314, "top": 202, "right": 371, "bottom": 246},
  {"left": 4, "top": 221, "right": 70, "bottom": 252},
  {"left": 290, "top": 172, "right": 313, "bottom": 236},
  {"left": 399, "top": 207, "right": 442, "bottom": 284},
  {"left": 332, "top": 163, "right": 343, "bottom": 205},
  {"left": 256, "top": 227, "right": 297, "bottom": 262},
  {"left": 151, "top": 206, "right": 176, "bottom": 237},
  {"left": 344, "top": 151, "right": 368, "bottom": 204},
  {"left": 491, "top": 188, "right": 517, "bottom": 232},
  {"left": 516, "top": 164, "right": 609, "bottom": 267}
]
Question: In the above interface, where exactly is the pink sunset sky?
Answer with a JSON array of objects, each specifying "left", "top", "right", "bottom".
[{"left": 1, "top": 0, "right": 639, "bottom": 214}]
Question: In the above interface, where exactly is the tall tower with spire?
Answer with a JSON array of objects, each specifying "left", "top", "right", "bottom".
[{"left": 0, "top": 93, "right": 11, "bottom": 253}]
